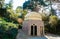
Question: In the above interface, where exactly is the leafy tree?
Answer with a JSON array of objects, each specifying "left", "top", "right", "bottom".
[
  {"left": 22, "top": 9, "right": 27, "bottom": 16},
  {"left": 0, "top": 0, "right": 7, "bottom": 17},
  {"left": 16, "top": 6, "right": 23, "bottom": 13},
  {"left": 50, "top": 7, "right": 56, "bottom": 15},
  {"left": 41, "top": 13, "right": 47, "bottom": 21},
  {"left": 23, "top": 1, "right": 30, "bottom": 9},
  {"left": 49, "top": 15, "right": 58, "bottom": 26},
  {"left": 16, "top": 6, "right": 28, "bottom": 19},
  {"left": 23, "top": 0, "right": 47, "bottom": 10},
  {"left": 49, "top": 15, "right": 58, "bottom": 33},
  {"left": 0, "top": 0, "right": 13, "bottom": 18},
  {"left": 0, "top": 8, "right": 6, "bottom": 17},
  {"left": 6, "top": 2, "right": 23, "bottom": 24},
  {"left": 5, "top": 0, "right": 17, "bottom": 21},
  {"left": 0, "top": 0, "right": 5, "bottom": 8},
  {"left": 16, "top": 6, "right": 23, "bottom": 18},
  {"left": 8, "top": 0, "right": 13, "bottom": 8}
]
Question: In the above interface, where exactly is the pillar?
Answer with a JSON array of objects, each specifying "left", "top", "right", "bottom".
[{"left": 37, "top": 26, "right": 40, "bottom": 36}]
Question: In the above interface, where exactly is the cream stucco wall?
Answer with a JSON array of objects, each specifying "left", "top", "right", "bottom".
[
  {"left": 24, "top": 12, "right": 42, "bottom": 20},
  {"left": 22, "top": 12, "right": 44, "bottom": 36}
]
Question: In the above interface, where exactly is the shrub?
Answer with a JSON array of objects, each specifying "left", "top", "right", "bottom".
[
  {"left": 6, "top": 28, "right": 18, "bottom": 39},
  {"left": 0, "top": 22, "right": 18, "bottom": 39}
]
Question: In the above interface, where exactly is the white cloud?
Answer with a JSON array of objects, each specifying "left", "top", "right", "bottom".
[
  {"left": 4, "top": 0, "right": 10, "bottom": 4},
  {"left": 5, "top": 0, "right": 28, "bottom": 10},
  {"left": 13, "top": 0, "right": 26, "bottom": 10}
]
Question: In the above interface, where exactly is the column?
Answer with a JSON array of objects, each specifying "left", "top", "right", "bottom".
[{"left": 37, "top": 26, "right": 40, "bottom": 36}]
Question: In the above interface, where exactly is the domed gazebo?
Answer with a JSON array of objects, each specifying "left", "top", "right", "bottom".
[{"left": 22, "top": 12, "right": 44, "bottom": 36}]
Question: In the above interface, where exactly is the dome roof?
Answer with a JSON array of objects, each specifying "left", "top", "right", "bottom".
[{"left": 24, "top": 12, "right": 42, "bottom": 20}]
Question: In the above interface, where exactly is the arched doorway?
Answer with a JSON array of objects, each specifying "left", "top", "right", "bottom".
[
  {"left": 31, "top": 26, "right": 33, "bottom": 36},
  {"left": 31, "top": 24, "right": 37, "bottom": 36}
]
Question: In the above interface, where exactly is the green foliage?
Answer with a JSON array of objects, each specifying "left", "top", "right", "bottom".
[
  {"left": 50, "top": 8, "right": 56, "bottom": 15},
  {"left": 0, "top": 28, "right": 18, "bottom": 39},
  {"left": 15, "top": 6, "right": 24, "bottom": 19},
  {"left": 0, "top": 21, "right": 18, "bottom": 31},
  {"left": 0, "top": 17, "right": 18, "bottom": 39},
  {"left": 0, "top": 0, "right": 60, "bottom": 36},
  {"left": 0, "top": 0, "right": 4, "bottom": 8},
  {"left": 5, "top": 28, "right": 18, "bottom": 39},
  {"left": 16, "top": 6, "right": 22, "bottom": 13},
  {"left": 0, "top": 0, "right": 24, "bottom": 39},
  {"left": 41, "top": 13, "right": 49, "bottom": 21},
  {"left": 0, "top": 8, "right": 7, "bottom": 17},
  {"left": 22, "top": 9, "right": 27, "bottom": 19},
  {"left": 45, "top": 15, "right": 60, "bottom": 34},
  {"left": 49, "top": 15, "right": 58, "bottom": 26},
  {"left": 23, "top": 0, "right": 47, "bottom": 10},
  {"left": 0, "top": 23, "right": 18, "bottom": 39}
]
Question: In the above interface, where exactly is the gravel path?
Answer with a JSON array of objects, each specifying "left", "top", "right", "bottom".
[
  {"left": 16, "top": 29, "right": 60, "bottom": 39},
  {"left": 45, "top": 34, "right": 60, "bottom": 39}
]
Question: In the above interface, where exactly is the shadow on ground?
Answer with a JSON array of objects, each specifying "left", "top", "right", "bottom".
[
  {"left": 16, "top": 29, "right": 48, "bottom": 39},
  {"left": 28, "top": 36, "right": 47, "bottom": 39}
]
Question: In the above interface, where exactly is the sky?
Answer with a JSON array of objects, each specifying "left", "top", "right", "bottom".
[
  {"left": 5, "top": 0, "right": 28, "bottom": 10},
  {"left": 4, "top": 0, "right": 60, "bottom": 19}
]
